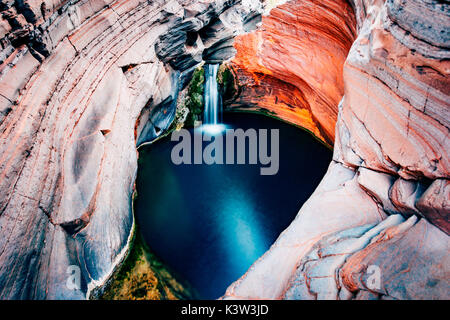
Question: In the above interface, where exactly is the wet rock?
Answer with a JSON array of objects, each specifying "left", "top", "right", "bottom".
[{"left": 0, "top": 0, "right": 261, "bottom": 299}]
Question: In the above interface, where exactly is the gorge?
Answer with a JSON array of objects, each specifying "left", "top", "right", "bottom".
[
  {"left": 134, "top": 112, "right": 331, "bottom": 299},
  {"left": 0, "top": 0, "right": 448, "bottom": 300}
]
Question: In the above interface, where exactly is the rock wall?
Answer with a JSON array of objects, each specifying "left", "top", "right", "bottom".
[
  {"left": 0, "top": 0, "right": 261, "bottom": 299},
  {"left": 223, "top": 0, "right": 449, "bottom": 300},
  {"left": 0, "top": 0, "right": 448, "bottom": 301},
  {"left": 226, "top": 0, "right": 357, "bottom": 146}
]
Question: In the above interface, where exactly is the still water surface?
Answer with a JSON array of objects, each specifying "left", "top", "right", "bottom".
[{"left": 135, "top": 113, "right": 332, "bottom": 299}]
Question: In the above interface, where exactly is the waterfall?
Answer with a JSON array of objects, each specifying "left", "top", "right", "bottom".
[{"left": 203, "top": 64, "right": 221, "bottom": 126}]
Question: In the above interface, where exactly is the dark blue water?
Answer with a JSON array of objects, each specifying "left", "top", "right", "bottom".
[{"left": 134, "top": 113, "right": 332, "bottom": 299}]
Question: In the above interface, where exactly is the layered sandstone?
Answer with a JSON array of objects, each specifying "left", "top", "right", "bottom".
[
  {"left": 0, "top": 0, "right": 261, "bottom": 299},
  {"left": 226, "top": 0, "right": 357, "bottom": 146},
  {"left": 0, "top": 0, "right": 448, "bottom": 301},
  {"left": 223, "top": 0, "right": 449, "bottom": 300}
]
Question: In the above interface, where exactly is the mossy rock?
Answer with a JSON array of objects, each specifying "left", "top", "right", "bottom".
[
  {"left": 184, "top": 67, "right": 205, "bottom": 127},
  {"left": 100, "top": 228, "right": 196, "bottom": 300},
  {"left": 217, "top": 64, "right": 236, "bottom": 101}
]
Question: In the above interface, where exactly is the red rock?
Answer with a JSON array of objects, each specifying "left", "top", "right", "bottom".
[
  {"left": 223, "top": 0, "right": 449, "bottom": 300},
  {"left": 0, "top": 0, "right": 448, "bottom": 300},
  {"left": 340, "top": 218, "right": 449, "bottom": 300},
  {"left": 227, "top": 0, "right": 357, "bottom": 146},
  {"left": 0, "top": 0, "right": 261, "bottom": 299}
]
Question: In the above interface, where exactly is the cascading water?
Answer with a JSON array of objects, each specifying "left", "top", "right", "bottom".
[
  {"left": 202, "top": 64, "right": 225, "bottom": 134},
  {"left": 204, "top": 64, "right": 220, "bottom": 125}
]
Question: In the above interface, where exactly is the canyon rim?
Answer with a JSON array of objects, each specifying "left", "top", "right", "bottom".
[{"left": 0, "top": 0, "right": 448, "bottom": 301}]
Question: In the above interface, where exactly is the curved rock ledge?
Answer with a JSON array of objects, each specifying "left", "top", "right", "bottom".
[
  {"left": 223, "top": 0, "right": 449, "bottom": 300},
  {"left": 0, "top": 0, "right": 448, "bottom": 300},
  {"left": 226, "top": 0, "right": 357, "bottom": 146},
  {"left": 0, "top": 0, "right": 261, "bottom": 299}
]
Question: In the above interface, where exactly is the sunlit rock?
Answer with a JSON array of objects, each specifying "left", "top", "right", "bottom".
[
  {"left": 0, "top": 0, "right": 262, "bottom": 299},
  {"left": 223, "top": 0, "right": 449, "bottom": 300}
]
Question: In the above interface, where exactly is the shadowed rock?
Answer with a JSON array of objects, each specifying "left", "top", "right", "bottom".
[
  {"left": 223, "top": 0, "right": 449, "bottom": 300},
  {"left": 0, "top": 0, "right": 261, "bottom": 299}
]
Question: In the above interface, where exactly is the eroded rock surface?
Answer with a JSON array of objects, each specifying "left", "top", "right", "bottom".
[
  {"left": 0, "top": 0, "right": 261, "bottom": 299},
  {"left": 226, "top": 0, "right": 357, "bottom": 146},
  {"left": 0, "top": 0, "right": 448, "bottom": 301},
  {"left": 223, "top": 0, "right": 449, "bottom": 300}
]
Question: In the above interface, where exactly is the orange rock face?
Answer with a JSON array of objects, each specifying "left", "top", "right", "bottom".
[
  {"left": 224, "top": 0, "right": 449, "bottom": 300},
  {"left": 0, "top": 0, "right": 448, "bottom": 301},
  {"left": 227, "top": 0, "right": 357, "bottom": 146},
  {"left": 0, "top": 0, "right": 262, "bottom": 299}
]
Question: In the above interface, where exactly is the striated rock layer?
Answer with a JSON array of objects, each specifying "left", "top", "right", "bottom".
[
  {"left": 227, "top": 0, "right": 357, "bottom": 146},
  {"left": 223, "top": 0, "right": 449, "bottom": 300},
  {"left": 0, "top": 0, "right": 261, "bottom": 299},
  {"left": 0, "top": 0, "right": 448, "bottom": 301}
]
